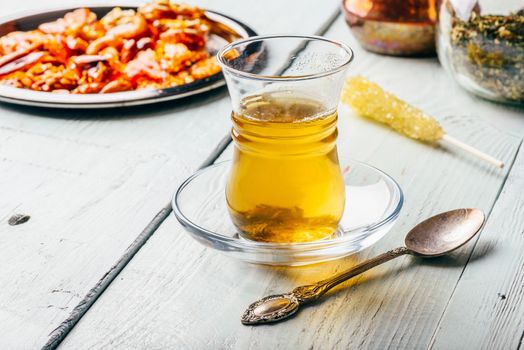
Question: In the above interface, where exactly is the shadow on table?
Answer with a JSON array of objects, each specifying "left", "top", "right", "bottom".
[
  {"left": 417, "top": 239, "right": 496, "bottom": 268},
  {"left": 0, "top": 85, "right": 228, "bottom": 121}
]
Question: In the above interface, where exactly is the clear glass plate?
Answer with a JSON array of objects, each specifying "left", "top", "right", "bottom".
[{"left": 172, "top": 160, "right": 403, "bottom": 266}]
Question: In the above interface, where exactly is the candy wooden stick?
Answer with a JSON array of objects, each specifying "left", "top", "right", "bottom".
[{"left": 441, "top": 134, "right": 504, "bottom": 168}]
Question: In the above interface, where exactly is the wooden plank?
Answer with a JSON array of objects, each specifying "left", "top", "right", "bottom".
[
  {"left": 429, "top": 146, "right": 524, "bottom": 350},
  {"left": 58, "top": 16, "right": 523, "bottom": 350},
  {"left": 0, "top": 1, "right": 341, "bottom": 349}
]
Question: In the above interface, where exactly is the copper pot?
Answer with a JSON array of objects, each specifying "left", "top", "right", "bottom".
[{"left": 342, "top": 0, "right": 437, "bottom": 56}]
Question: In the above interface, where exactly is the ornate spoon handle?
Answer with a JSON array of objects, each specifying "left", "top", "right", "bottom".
[
  {"left": 292, "top": 247, "right": 410, "bottom": 303},
  {"left": 241, "top": 247, "right": 410, "bottom": 325}
]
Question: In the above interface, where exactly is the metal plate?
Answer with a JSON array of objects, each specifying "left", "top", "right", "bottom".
[{"left": 0, "top": 5, "right": 257, "bottom": 108}]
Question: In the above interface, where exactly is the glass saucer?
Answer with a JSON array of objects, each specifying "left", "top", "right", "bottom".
[{"left": 172, "top": 160, "right": 403, "bottom": 266}]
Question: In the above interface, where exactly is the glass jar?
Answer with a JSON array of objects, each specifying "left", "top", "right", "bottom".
[
  {"left": 217, "top": 35, "right": 353, "bottom": 243},
  {"left": 437, "top": 0, "right": 524, "bottom": 104},
  {"left": 342, "top": 0, "right": 437, "bottom": 56}
]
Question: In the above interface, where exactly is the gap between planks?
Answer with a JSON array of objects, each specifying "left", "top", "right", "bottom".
[
  {"left": 41, "top": 9, "right": 342, "bottom": 350},
  {"left": 427, "top": 138, "right": 524, "bottom": 350},
  {"left": 41, "top": 136, "right": 230, "bottom": 350}
]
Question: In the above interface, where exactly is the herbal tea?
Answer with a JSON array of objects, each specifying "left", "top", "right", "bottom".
[{"left": 226, "top": 92, "right": 345, "bottom": 243}]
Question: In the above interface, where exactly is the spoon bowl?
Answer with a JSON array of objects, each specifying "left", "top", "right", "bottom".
[{"left": 405, "top": 208, "right": 485, "bottom": 257}]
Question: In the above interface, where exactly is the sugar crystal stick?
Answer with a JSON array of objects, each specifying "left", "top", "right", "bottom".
[{"left": 342, "top": 76, "right": 504, "bottom": 168}]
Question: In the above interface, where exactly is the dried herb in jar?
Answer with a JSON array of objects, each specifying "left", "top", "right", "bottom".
[{"left": 449, "top": 9, "right": 524, "bottom": 102}]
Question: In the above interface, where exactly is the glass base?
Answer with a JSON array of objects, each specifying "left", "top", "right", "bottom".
[{"left": 172, "top": 160, "right": 403, "bottom": 266}]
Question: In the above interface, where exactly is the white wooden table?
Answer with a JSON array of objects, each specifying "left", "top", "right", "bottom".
[{"left": 1, "top": 1, "right": 523, "bottom": 349}]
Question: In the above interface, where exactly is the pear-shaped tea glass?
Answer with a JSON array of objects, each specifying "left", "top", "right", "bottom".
[{"left": 217, "top": 35, "right": 353, "bottom": 243}]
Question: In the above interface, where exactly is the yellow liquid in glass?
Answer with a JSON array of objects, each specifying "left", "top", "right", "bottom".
[{"left": 226, "top": 92, "right": 345, "bottom": 243}]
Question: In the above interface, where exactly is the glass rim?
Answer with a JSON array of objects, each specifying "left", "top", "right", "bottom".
[{"left": 216, "top": 34, "right": 354, "bottom": 82}]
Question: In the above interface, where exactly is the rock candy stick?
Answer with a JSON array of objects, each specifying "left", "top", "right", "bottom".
[{"left": 342, "top": 76, "right": 504, "bottom": 168}]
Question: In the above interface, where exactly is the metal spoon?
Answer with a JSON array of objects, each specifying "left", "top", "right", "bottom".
[{"left": 241, "top": 208, "right": 485, "bottom": 325}]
